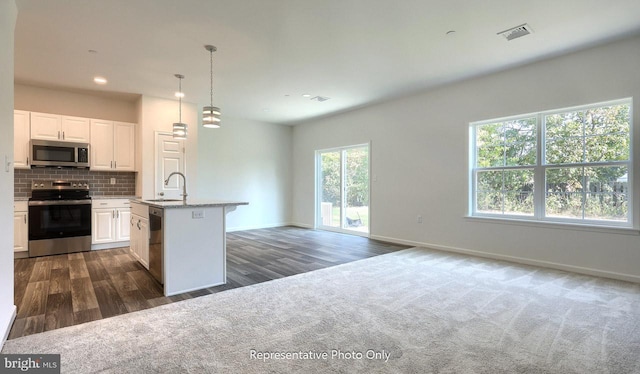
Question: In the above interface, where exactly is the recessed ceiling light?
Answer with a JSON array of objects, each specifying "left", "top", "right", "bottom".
[
  {"left": 93, "top": 76, "right": 107, "bottom": 84},
  {"left": 175, "top": 92, "right": 185, "bottom": 98},
  {"left": 302, "top": 94, "right": 311, "bottom": 98}
]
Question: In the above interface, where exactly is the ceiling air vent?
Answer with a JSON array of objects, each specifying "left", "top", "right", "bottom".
[
  {"left": 310, "top": 96, "right": 330, "bottom": 102},
  {"left": 497, "top": 23, "right": 533, "bottom": 41}
]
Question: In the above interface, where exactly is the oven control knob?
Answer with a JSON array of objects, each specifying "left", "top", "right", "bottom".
[
  {"left": 84, "top": 183, "right": 88, "bottom": 188},
  {"left": 73, "top": 183, "right": 77, "bottom": 187},
  {"left": 40, "top": 183, "right": 44, "bottom": 187}
]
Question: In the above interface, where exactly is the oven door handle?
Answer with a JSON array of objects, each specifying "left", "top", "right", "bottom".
[{"left": 28, "top": 200, "right": 92, "bottom": 206}]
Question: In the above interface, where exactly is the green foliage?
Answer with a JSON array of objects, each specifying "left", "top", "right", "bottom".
[
  {"left": 476, "top": 118, "right": 537, "bottom": 167},
  {"left": 474, "top": 104, "right": 630, "bottom": 221},
  {"left": 545, "top": 104, "right": 630, "bottom": 164},
  {"left": 321, "top": 147, "right": 369, "bottom": 207},
  {"left": 321, "top": 152, "right": 341, "bottom": 205}
]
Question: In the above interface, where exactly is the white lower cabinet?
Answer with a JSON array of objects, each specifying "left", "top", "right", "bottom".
[
  {"left": 14, "top": 201, "right": 28, "bottom": 254},
  {"left": 130, "top": 202, "right": 149, "bottom": 269},
  {"left": 130, "top": 215, "right": 149, "bottom": 269},
  {"left": 91, "top": 199, "right": 131, "bottom": 249},
  {"left": 130, "top": 202, "right": 149, "bottom": 270}
]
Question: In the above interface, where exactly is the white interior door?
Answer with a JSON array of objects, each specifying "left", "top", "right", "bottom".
[{"left": 155, "top": 132, "right": 185, "bottom": 199}]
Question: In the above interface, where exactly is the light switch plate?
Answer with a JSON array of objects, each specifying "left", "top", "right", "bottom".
[
  {"left": 110, "top": 178, "right": 116, "bottom": 185},
  {"left": 192, "top": 210, "right": 205, "bottom": 219}
]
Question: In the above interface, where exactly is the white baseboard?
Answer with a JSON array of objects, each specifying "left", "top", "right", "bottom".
[
  {"left": 370, "top": 234, "right": 640, "bottom": 284},
  {"left": 0, "top": 305, "right": 17, "bottom": 351},
  {"left": 226, "top": 222, "right": 294, "bottom": 232},
  {"left": 287, "top": 222, "right": 313, "bottom": 229},
  {"left": 92, "top": 241, "right": 130, "bottom": 251}
]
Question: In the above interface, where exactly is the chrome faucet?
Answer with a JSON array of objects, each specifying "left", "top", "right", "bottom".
[{"left": 164, "top": 172, "right": 187, "bottom": 203}]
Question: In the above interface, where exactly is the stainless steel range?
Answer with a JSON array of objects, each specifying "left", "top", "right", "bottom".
[{"left": 28, "top": 180, "right": 92, "bottom": 257}]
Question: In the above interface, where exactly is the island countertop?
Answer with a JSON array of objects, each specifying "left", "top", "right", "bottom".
[{"left": 131, "top": 198, "right": 248, "bottom": 209}]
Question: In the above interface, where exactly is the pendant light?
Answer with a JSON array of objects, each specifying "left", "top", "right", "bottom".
[
  {"left": 202, "top": 45, "right": 221, "bottom": 128},
  {"left": 173, "top": 74, "right": 188, "bottom": 139}
]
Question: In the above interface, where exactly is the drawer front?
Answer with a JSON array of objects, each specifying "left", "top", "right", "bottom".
[
  {"left": 92, "top": 199, "right": 131, "bottom": 209},
  {"left": 14, "top": 201, "right": 28, "bottom": 212},
  {"left": 130, "top": 202, "right": 149, "bottom": 218}
]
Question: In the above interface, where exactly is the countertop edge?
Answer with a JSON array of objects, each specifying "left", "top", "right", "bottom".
[{"left": 130, "top": 199, "right": 249, "bottom": 209}]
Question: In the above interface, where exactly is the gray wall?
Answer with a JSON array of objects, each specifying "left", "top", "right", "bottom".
[{"left": 292, "top": 34, "right": 640, "bottom": 281}]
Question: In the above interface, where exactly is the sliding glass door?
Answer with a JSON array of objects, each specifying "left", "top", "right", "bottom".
[{"left": 316, "top": 144, "right": 369, "bottom": 235}]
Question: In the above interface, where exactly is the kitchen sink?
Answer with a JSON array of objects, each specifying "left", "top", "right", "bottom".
[{"left": 145, "top": 199, "right": 183, "bottom": 202}]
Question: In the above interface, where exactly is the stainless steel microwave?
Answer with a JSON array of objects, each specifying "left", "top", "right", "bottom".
[{"left": 30, "top": 139, "right": 90, "bottom": 168}]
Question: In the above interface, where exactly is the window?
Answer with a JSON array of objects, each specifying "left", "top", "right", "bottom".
[{"left": 470, "top": 98, "right": 632, "bottom": 226}]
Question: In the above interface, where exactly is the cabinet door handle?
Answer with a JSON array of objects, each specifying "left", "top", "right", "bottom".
[
  {"left": 57, "top": 131, "right": 61, "bottom": 139},
  {"left": 110, "top": 161, "right": 113, "bottom": 168},
  {"left": 112, "top": 210, "right": 115, "bottom": 219},
  {"left": 114, "top": 161, "right": 117, "bottom": 169},
  {"left": 26, "top": 157, "right": 29, "bottom": 166},
  {"left": 131, "top": 217, "right": 134, "bottom": 226},
  {"left": 62, "top": 131, "right": 65, "bottom": 140},
  {"left": 24, "top": 215, "right": 26, "bottom": 224},
  {"left": 137, "top": 220, "right": 141, "bottom": 230},
  {"left": 117, "top": 210, "right": 119, "bottom": 218}
]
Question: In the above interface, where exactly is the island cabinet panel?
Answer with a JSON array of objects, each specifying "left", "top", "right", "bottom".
[
  {"left": 130, "top": 215, "right": 149, "bottom": 269},
  {"left": 129, "top": 201, "right": 149, "bottom": 269},
  {"left": 163, "top": 206, "right": 226, "bottom": 296}
]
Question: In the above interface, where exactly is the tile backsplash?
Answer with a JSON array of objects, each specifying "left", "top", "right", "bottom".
[{"left": 15, "top": 169, "right": 136, "bottom": 198}]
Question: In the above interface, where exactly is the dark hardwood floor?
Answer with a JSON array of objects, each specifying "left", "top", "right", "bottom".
[{"left": 10, "top": 226, "right": 410, "bottom": 339}]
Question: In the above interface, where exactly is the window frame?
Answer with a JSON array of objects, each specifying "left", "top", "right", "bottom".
[{"left": 469, "top": 98, "right": 633, "bottom": 228}]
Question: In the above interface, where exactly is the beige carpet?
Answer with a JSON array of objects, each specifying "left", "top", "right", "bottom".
[{"left": 3, "top": 247, "right": 640, "bottom": 373}]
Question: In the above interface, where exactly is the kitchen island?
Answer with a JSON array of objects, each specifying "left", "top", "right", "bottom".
[{"left": 130, "top": 199, "right": 248, "bottom": 296}]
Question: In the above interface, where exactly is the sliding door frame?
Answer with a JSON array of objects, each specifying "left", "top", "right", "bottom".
[{"left": 314, "top": 142, "right": 371, "bottom": 237}]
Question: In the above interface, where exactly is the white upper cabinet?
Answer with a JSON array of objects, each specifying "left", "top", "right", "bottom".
[
  {"left": 30, "top": 112, "right": 90, "bottom": 142},
  {"left": 90, "top": 120, "right": 135, "bottom": 171},
  {"left": 114, "top": 122, "right": 135, "bottom": 171},
  {"left": 13, "top": 110, "right": 30, "bottom": 169},
  {"left": 30, "top": 112, "right": 61, "bottom": 141},
  {"left": 61, "top": 116, "right": 91, "bottom": 142},
  {"left": 90, "top": 119, "right": 115, "bottom": 170}
]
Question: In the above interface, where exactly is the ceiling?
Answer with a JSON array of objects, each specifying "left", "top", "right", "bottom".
[{"left": 14, "top": 0, "right": 640, "bottom": 125}]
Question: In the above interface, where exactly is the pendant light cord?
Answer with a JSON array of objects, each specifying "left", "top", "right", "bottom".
[
  {"left": 179, "top": 76, "right": 182, "bottom": 123},
  {"left": 210, "top": 48, "right": 214, "bottom": 108}
]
